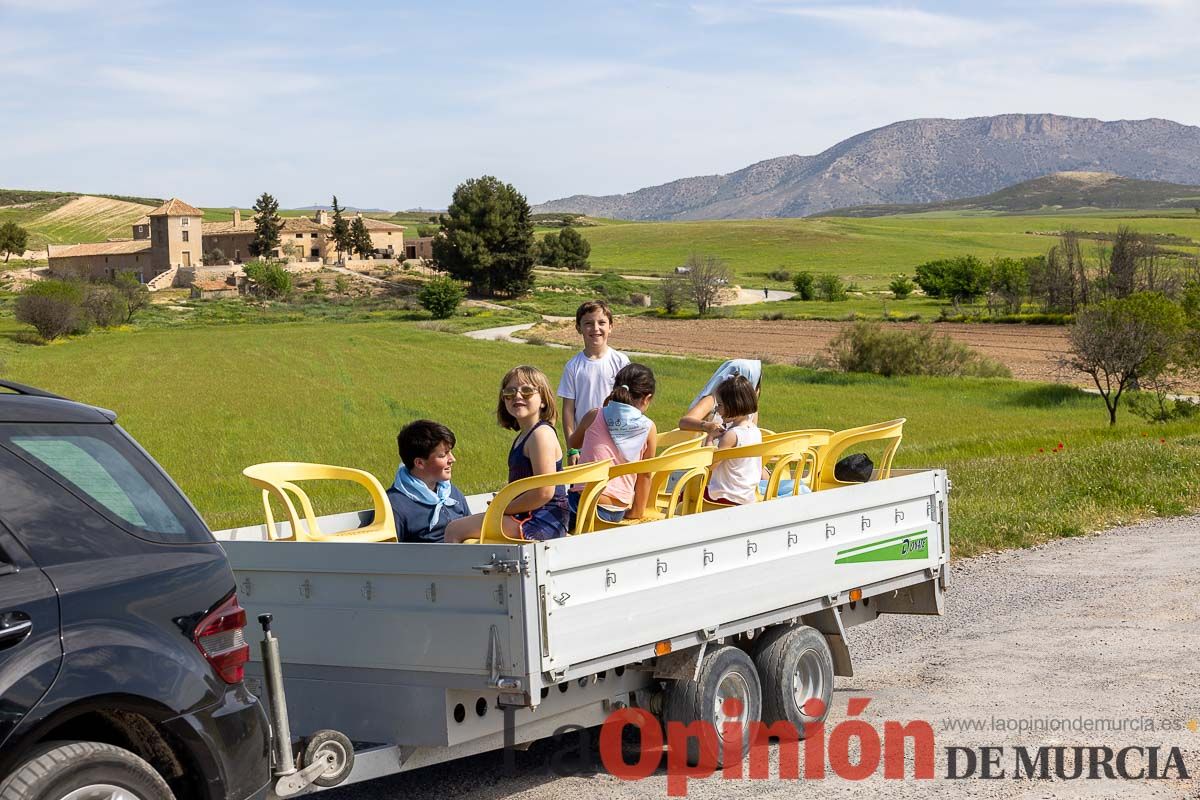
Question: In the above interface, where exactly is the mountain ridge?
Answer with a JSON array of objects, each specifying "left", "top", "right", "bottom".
[{"left": 533, "top": 114, "right": 1200, "bottom": 220}]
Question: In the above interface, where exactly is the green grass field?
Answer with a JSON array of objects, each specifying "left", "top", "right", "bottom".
[
  {"left": 575, "top": 211, "right": 1200, "bottom": 289},
  {"left": 2, "top": 318, "right": 1198, "bottom": 556}
]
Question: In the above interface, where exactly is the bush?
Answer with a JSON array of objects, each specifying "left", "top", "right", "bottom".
[
  {"left": 767, "top": 268, "right": 791, "bottom": 283},
  {"left": 826, "top": 322, "right": 1011, "bottom": 378},
  {"left": 82, "top": 284, "right": 126, "bottom": 328},
  {"left": 816, "top": 273, "right": 847, "bottom": 302},
  {"left": 587, "top": 273, "right": 638, "bottom": 303},
  {"left": 243, "top": 260, "right": 292, "bottom": 299},
  {"left": 112, "top": 272, "right": 149, "bottom": 322},
  {"left": 418, "top": 276, "right": 464, "bottom": 319},
  {"left": 204, "top": 248, "right": 227, "bottom": 265},
  {"left": 334, "top": 275, "right": 350, "bottom": 295},
  {"left": 792, "top": 271, "right": 815, "bottom": 301},
  {"left": 15, "top": 280, "right": 86, "bottom": 340},
  {"left": 889, "top": 276, "right": 914, "bottom": 299},
  {"left": 416, "top": 224, "right": 440, "bottom": 238},
  {"left": 658, "top": 274, "right": 686, "bottom": 314},
  {"left": 915, "top": 255, "right": 989, "bottom": 304}
]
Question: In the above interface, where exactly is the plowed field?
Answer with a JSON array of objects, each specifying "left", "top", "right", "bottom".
[{"left": 535, "top": 317, "right": 1076, "bottom": 384}]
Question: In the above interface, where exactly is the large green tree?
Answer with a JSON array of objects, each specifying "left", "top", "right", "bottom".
[
  {"left": 350, "top": 216, "right": 374, "bottom": 258},
  {"left": 0, "top": 221, "right": 29, "bottom": 262},
  {"left": 250, "top": 192, "right": 282, "bottom": 258},
  {"left": 330, "top": 196, "right": 352, "bottom": 263},
  {"left": 432, "top": 176, "right": 534, "bottom": 297}
]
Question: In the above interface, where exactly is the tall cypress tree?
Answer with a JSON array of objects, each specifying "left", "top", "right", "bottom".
[
  {"left": 330, "top": 195, "right": 352, "bottom": 263},
  {"left": 250, "top": 192, "right": 282, "bottom": 258},
  {"left": 350, "top": 216, "right": 374, "bottom": 258}
]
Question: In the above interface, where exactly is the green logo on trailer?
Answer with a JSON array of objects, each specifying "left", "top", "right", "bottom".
[{"left": 835, "top": 531, "right": 929, "bottom": 564}]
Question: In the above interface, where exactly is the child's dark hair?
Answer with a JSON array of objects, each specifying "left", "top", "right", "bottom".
[
  {"left": 606, "top": 363, "right": 655, "bottom": 406},
  {"left": 575, "top": 300, "right": 614, "bottom": 329},
  {"left": 397, "top": 420, "right": 456, "bottom": 470},
  {"left": 715, "top": 375, "right": 758, "bottom": 419}
]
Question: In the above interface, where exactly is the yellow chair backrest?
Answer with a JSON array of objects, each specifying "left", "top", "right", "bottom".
[
  {"left": 473, "top": 459, "right": 612, "bottom": 544},
  {"left": 707, "top": 434, "right": 826, "bottom": 504},
  {"left": 589, "top": 447, "right": 716, "bottom": 531},
  {"left": 813, "top": 418, "right": 906, "bottom": 492},
  {"left": 242, "top": 462, "right": 397, "bottom": 543},
  {"left": 656, "top": 428, "right": 705, "bottom": 455}
]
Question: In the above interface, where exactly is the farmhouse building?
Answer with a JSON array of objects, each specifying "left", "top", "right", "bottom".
[{"left": 47, "top": 198, "right": 405, "bottom": 283}]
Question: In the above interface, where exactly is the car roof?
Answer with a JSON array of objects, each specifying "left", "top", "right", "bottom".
[{"left": 0, "top": 381, "right": 116, "bottom": 424}]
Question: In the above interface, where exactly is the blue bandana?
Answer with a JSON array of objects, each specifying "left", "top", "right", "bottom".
[
  {"left": 601, "top": 401, "right": 654, "bottom": 462},
  {"left": 690, "top": 359, "right": 762, "bottom": 410},
  {"left": 392, "top": 465, "right": 458, "bottom": 529}
]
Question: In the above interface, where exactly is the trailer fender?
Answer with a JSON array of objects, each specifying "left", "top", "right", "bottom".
[{"left": 800, "top": 608, "right": 854, "bottom": 678}]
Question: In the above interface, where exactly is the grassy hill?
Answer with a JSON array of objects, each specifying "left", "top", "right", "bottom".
[
  {"left": 0, "top": 194, "right": 157, "bottom": 251},
  {"left": 573, "top": 209, "right": 1200, "bottom": 288},
  {"left": 815, "top": 172, "right": 1200, "bottom": 218}
]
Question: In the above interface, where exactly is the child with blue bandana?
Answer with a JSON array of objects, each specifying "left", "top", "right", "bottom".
[{"left": 388, "top": 420, "right": 470, "bottom": 543}]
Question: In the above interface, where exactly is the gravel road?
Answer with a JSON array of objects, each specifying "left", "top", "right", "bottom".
[{"left": 326, "top": 516, "right": 1200, "bottom": 799}]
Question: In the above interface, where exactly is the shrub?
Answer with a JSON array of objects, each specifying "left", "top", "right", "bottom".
[
  {"left": 816, "top": 273, "right": 847, "bottom": 302},
  {"left": 826, "top": 322, "right": 1011, "bottom": 378},
  {"left": 310, "top": 277, "right": 326, "bottom": 296},
  {"left": 915, "top": 255, "right": 989, "bottom": 304},
  {"left": 83, "top": 284, "right": 127, "bottom": 328},
  {"left": 658, "top": 274, "right": 686, "bottom": 314},
  {"left": 15, "top": 280, "right": 86, "bottom": 340},
  {"left": 243, "top": 260, "right": 292, "bottom": 299},
  {"left": 204, "top": 248, "right": 227, "bottom": 265},
  {"left": 889, "top": 275, "right": 914, "bottom": 299},
  {"left": 767, "top": 268, "right": 791, "bottom": 283},
  {"left": 112, "top": 272, "right": 149, "bottom": 322},
  {"left": 761, "top": 311, "right": 785, "bottom": 321},
  {"left": 418, "top": 276, "right": 464, "bottom": 319},
  {"left": 792, "top": 271, "right": 815, "bottom": 301},
  {"left": 334, "top": 275, "right": 350, "bottom": 295}
]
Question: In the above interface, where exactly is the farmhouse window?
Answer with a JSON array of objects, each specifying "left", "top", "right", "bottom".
[
  {"left": 296, "top": 233, "right": 303, "bottom": 238},
  {"left": 182, "top": 230, "right": 189, "bottom": 242},
  {"left": 311, "top": 233, "right": 317, "bottom": 238},
  {"left": 181, "top": 216, "right": 189, "bottom": 226}
]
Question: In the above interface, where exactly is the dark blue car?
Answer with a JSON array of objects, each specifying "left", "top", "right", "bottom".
[{"left": 0, "top": 380, "right": 271, "bottom": 800}]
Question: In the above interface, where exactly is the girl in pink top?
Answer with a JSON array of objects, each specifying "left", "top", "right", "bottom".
[{"left": 567, "top": 364, "right": 658, "bottom": 524}]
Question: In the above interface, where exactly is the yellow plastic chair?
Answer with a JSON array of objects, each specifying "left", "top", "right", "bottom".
[
  {"left": 762, "top": 428, "right": 835, "bottom": 443},
  {"left": 702, "top": 434, "right": 826, "bottom": 511},
  {"left": 466, "top": 459, "right": 612, "bottom": 544},
  {"left": 812, "top": 418, "right": 906, "bottom": 492},
  {"left": 589, "top": 447, "right": 716, "bottom": 531},
  {"left": 656, "top": 428, "right": 705, "bottom": 454},
  {"left": 242, "top": 462, "right": 397, "bottom": 543}
]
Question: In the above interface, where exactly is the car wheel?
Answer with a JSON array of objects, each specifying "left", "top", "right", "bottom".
[
  {"left": 662, "top": 644, "right": 762, "bottom": 767},
  {"left": 0, "top": 741, "right": 173, "bottom": 800}
]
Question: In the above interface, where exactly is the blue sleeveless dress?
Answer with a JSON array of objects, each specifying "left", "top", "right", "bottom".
[{"left": 508, "top": 421, "right": 570, "bottom": 540}]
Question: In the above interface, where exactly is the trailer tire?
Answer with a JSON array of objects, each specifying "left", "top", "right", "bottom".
[
  {"left": 753, "top": 624, "right": 833, "bottom": 732},
  {"left": 0, "top": 740, "right": 174, "bottom": 800},
  {"left": 662, "top": 644, "right": 761, "bottom": 768},
  {"left": 302, "top": 730, "right": 355, "bottom": 788}
]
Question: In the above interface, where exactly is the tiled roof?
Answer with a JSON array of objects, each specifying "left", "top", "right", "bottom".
[
  {"left": 134, "top": 215, "right": 150, "bottom": 225},
  {"left": 48, "top": 240, "right": 152, "bottom": 258},
  {"left": 192, "top": 279, "right": 234, "bottom": 290},
  {"left": 148, "top": 198, "right": 205, "bottom": 217},
  {"left": 359, "top": 217, "right": 405, "bottom": 231},
  {"left": 203, "top": 216, "right": 325, "bottom": 235}
]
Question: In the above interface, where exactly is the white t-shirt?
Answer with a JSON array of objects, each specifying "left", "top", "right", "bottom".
[
  {"left": 557, "top": 348, "right": 630, "bottom": 427},
  {"left": 707, "top": 423, "right": 763, "bottom": 505}
]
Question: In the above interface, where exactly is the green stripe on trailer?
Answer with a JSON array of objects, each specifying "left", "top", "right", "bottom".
[
  {"left": 835, "top": 533, "right": 929, "bottom": 564},
  {"left": 836, "top": 530, "right": 928, "bottom": 556}
]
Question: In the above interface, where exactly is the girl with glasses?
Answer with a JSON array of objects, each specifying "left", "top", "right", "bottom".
[{"left": 444, "top": 366, "right": 570, "bottom": 543}]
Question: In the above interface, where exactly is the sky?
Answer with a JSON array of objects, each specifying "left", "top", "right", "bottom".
[{"left": 2, "top": 0, "right": 1199, "bottom": 210}]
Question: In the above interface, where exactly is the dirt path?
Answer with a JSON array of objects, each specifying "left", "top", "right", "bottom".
[
  {"left": 328, "top": 515, "right": 1200, "bottom": 799},
  {"left": 532, "top": 317, "right": 1074, "bottom": 384}
]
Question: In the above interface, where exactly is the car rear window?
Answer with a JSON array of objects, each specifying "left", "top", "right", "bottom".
[{"left": 1, "top": 424, "right": 210, "bottom": 544}]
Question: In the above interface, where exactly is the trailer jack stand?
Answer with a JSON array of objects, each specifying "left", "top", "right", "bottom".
[{"left": 259, "top": 614, "right": 356, "bottom": 796}]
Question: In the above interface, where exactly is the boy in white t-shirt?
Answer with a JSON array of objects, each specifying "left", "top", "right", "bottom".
[{"left": 557, "top": 300, "right": 629, "bottom": 464}]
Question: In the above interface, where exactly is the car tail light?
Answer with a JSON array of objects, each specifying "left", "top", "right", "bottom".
[{"left": 193, "top": 592, "right": 249, "bottom": 684}]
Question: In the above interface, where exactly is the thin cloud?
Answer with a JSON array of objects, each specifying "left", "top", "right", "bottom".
[{"left": 772, "top": 4, "right": 1006, "bottom": 48}]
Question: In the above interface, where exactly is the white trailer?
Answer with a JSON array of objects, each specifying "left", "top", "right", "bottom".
[{"left": 214, "top": 468, "right": 950, "bottom": 794}]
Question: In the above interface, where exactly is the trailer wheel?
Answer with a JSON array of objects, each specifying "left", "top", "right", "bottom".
[
  {"left": 753, "top": 625, "right": 833, "bottom": 732},
  {"left": 663, "top": 644, "right": 762, "bottom": 767},
  {"left": 302, "top": 730, "right": 355, "bottom": 788}
]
